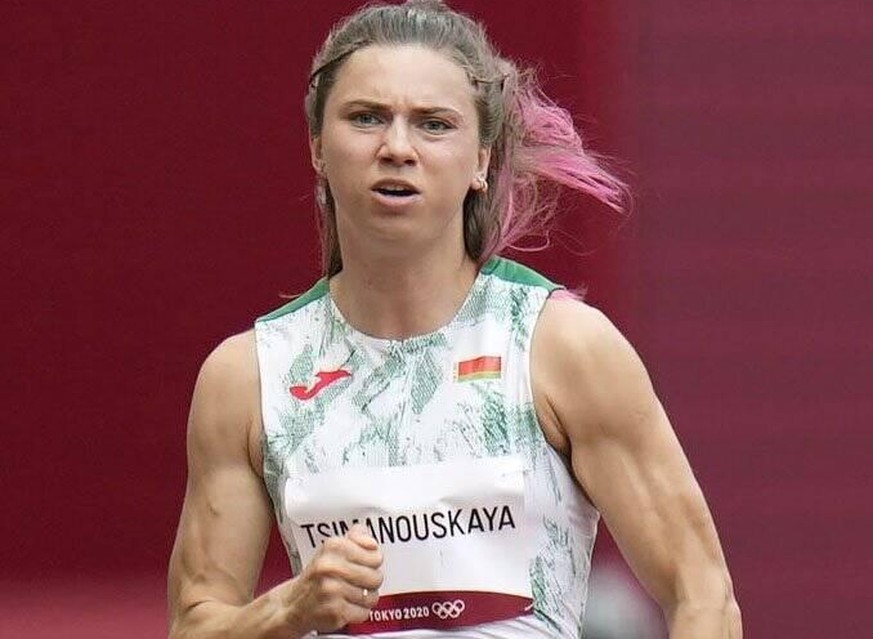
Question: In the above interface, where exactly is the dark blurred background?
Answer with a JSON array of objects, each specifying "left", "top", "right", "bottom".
[{"left": 3, "top": 1, "right": 871, "bottom": 636}]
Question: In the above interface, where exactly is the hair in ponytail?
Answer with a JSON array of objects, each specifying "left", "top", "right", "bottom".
[{"left": 306, "top": 0, "right": 629, "bottom": 276}]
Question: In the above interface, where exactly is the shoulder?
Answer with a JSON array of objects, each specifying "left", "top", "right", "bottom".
[
  {"left": 533, "top": 296, "right": 637, "bottom": 381},
  {"left": 532, "top": 297, "right": 657, "bottom": 446},
  {"left": 536, "top": 296, "right": 619, "bottom": 350},
  {"left": 188, "top": 330, "right": 262, "bottom": 470},
  {"left": 197, "top": 330, "right": 259, "bottom": 396}
]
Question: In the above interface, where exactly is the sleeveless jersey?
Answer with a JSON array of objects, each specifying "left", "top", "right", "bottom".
[{"left": 255, "top": 257, "right": 600, "bottom": 638}]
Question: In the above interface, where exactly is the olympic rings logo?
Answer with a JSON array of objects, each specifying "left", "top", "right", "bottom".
[{"left": 431, "top": 599, "right": 466, "bottom": 620}]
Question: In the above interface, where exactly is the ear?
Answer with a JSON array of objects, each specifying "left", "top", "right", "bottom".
[
  {"left": 310, "top": 135, "right": 325, "bottom": 175},
  {"left": 470, "top": 146, "right": 492, "bottom": 190},
  {"left": 477, "top": 146, "right": 492, "bottom": 177}
]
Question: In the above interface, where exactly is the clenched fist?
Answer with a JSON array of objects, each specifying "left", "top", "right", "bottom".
[{"left": 278, "top": 523, "right": 384, "bottom": 636}]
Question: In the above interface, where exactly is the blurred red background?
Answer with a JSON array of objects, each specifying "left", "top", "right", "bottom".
[{"left": 3, "top": 0, "right": 871, "bottom": 636}]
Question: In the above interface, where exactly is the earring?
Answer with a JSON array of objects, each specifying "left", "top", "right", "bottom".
[{"left": 476, "top": 175, "right": 488, "bottom": 192}]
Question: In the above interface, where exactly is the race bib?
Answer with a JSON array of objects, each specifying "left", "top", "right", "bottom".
[{"left": 282, "top": 456, "right": 534, "bottom": 633}]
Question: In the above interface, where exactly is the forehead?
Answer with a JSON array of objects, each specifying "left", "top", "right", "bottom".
[{"left": 326, "top": 44, "right": 476, "bottom": 112}]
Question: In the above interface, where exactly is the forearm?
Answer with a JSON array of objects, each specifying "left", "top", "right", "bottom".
[
  {"left": 170, "top": 585, "right": 306, "bottom": 639},
  {"left": 667, "top": 597, "right": 742, "bottom": 639}
]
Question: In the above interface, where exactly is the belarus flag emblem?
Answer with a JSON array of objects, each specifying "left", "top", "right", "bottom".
[{"left": 456, "top": 355, "right": 502, "bottom": 382}]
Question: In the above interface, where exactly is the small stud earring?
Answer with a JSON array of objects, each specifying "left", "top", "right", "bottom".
[{"left": 477, "top": 175, "right": 488, "bottom": 192}]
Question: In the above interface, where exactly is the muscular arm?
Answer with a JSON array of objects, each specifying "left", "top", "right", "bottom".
[
  {"left": 532, "top": 301, "right": 742, "bottom": 638},
  {"left": 167, "top": 332, "right": 279, "bottom": 638},
  {"left": 167, "top": 332, "right": 384, "bottom": 639}
]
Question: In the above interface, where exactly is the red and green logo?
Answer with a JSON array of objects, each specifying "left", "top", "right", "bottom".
[{"left": 456, "top": 356, "right": 502, "bottom": 382}]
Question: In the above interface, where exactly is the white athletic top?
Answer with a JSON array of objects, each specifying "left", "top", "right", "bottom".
[{"left": 255, "top": 257, "right": 600, "bottom": 638}]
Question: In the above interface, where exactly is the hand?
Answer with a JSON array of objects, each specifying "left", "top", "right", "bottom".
[{"left": 280, "top": 524, "right": 384, "bottom": 636}]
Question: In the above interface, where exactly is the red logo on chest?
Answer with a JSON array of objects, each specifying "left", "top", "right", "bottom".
[{"left": 290, "top": 369, "right": 351, "bottom": 400}]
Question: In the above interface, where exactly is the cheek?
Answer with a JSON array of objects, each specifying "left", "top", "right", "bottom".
[
  {"left": 323, "top": 141, "right": 371, "bottom": 189},
  {"left": 433, "top": 140, "right": 480, "bottom": 174}
]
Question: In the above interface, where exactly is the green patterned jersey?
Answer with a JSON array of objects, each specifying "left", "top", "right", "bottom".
[{"left": 255, "top": 257, "right": 600, "bottom": 638}]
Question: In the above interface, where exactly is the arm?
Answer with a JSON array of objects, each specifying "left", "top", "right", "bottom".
[
  {"left": 531, "top": 301, "right": 742, "bottom": 638},
  {"left": 167, "top": 332, "right": 383, "bottom": 639}
]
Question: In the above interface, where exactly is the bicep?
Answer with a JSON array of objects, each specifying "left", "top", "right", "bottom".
[{"left": 168, "top": 336, "right": 274, "bottom": 619}]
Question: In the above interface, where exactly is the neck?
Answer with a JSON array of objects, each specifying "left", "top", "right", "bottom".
[{"left": 329, "top": 247, "right": 479, "bottom": 340}]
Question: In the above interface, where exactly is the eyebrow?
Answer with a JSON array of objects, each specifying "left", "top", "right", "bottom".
[{"left": 340, "top": 99, "right": 465, "bottom": 121}]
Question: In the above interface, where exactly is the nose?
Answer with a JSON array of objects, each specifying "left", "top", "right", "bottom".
[{"left": 377, "top": 119, "right": 417, "bottom": 165}]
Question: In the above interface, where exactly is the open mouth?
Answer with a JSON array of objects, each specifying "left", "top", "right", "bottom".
[
  {"left": 375, "top": 187, "right": 418, "bottom": 197},
  {"left": 372, "top": 182, "right": 420, "bottom": 198}
]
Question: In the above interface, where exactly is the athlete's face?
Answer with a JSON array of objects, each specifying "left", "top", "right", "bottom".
[{"left": 312, "top": 45, "right": 490, "bottom": 257}]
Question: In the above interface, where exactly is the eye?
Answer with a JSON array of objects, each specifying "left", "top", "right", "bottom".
[
  {"left": 421, "top": 119, "right": 453, "bottom": 134},
  {"left": 350, "top": 112, "right": 383, "bottom": 127}
]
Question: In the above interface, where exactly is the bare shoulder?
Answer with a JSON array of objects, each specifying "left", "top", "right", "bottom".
[
  {"left": 534, "top": 296, "right": 626, "bottom": 357},
  {"left": 199, "top": 330, "right": 259, "bottom": 387},
  {"left": 189, "top": 329, "right": 263, "bottom": 473},
  {"left": 531, "top": 297, "right": 657, "bottom": 448}
]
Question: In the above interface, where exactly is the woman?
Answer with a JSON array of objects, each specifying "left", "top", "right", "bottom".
[{"left": 168, "top": 1, "right": 742, "bottom": 637}]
